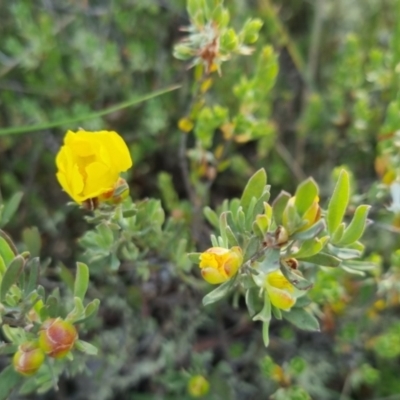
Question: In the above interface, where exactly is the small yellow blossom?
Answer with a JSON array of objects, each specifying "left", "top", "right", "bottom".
[
  {"left": 199, "top": 246, "right": 243, "bottom": 284},
  {"left": 265, "top": 270, "right": 296, "bottom": 310},
  {"left": 187, "top": 375, "right": 210, "bottom": 398},
  {"left": 56, "top": 130, "right": 132, "bottom": 204}
]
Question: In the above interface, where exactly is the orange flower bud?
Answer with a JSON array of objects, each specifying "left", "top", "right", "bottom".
[
  {"left": 38, "top": 318, "right": 78, "bottom": 359},
  {"left": 199, "top": 246, "right": 243, "bottom": 284},
  {"left": 13, "top": 342, "right": 45, "bottom": 376}
]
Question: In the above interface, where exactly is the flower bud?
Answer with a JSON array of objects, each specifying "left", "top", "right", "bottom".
[
  {"left": 187, "top": 375, "right": 210, "bottom": 398},
  {"left": 241, "top": 18, "right": 263, "bottom": 44},
  {"left": 98, "top": 177, "right": 129, "bottom": 205},
  {"left": 264, "top": 270, "right": 296, "bottom": 311},
  {"left": 199, "top": 246, "right": 243, "bottom": 284},
  {"left": 13, "top": 342, "right": 45, "bottom": 376},
  {"left": 38, "top": 318, "right": 78, "bottom": 359},
  {"left": 298, "top": 196, "right": 321, "bottom": 232}
]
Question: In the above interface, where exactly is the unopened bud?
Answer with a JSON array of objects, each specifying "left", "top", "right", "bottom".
[
  {"left": 13, "top": 342, "right": 45, "bottom": 376},
  {"left": 241, "top": 19, "right": 263, "bottom": 44},
  {"left": 275, "top": 226, "right": 289, "bottom": 246},
  {"left": 38, "top": 318, "right": 78, "bottom": 359},
  {"left": 99, "top": 177, "right": 130, "bottom": 205}
]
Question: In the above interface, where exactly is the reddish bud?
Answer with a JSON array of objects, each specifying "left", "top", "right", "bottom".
[{"left": 38, "top": 318, "right": 78, "bottom": 359}]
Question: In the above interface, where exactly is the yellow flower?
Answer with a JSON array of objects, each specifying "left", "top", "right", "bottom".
[
  {"left": 187, "top": 375, "right": 210, "bottom": 398},
  {"left": 56, "top": 130, "right": 132, "bottom": 204},
  {"left": 199, "top": 246, "right": 243, "bottom": 284},
  {"left": 265, "top": 270, "right": 296, "bottom": 310}
]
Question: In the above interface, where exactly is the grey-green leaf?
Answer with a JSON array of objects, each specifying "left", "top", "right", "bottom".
[
  {"left": 0, "top": 192, "right": 23, "bottom": 228},
  {"left": 22, "top": 227, "right": 41, "bottom": 258},
  {"left": 0, "top": 365, "right": 23, "bottom": 400},
  {"left": 299, "top": 252, "right": 341, "bottom": 267},
  {"left": 202, "top": 278, "right": 235, "bottom": 306},
  {"left": 282, "top": 308, "right": 320, "bottom": 331},
  {"left": 0, "top": 255, "right": 24, "bottom": 301}
]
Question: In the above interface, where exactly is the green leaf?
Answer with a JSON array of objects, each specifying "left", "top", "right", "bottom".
[
  {"left": 0, "top": 255, "right": 25, "bottom": 301},
  {"left": 58, "top": 263, "right": 75, "bottom": 292},
  {"left": 327, "top": 244, "right": 362, "bottom": 260},
  {"left": 187, "top": 252, "right": 201, "bottom": 263},
  {"left": 0, "top": 365, "right": 23, "bottom": 400},
  {"left": 122, "top": 209, "right": 136, "bottom": 218},
  {"left": 240, "top": 169, "right": 267, "bottom": 213},
  {"left": 24, "top": 257, "right": 40, "bottom": 296},
  {"left": 219, "top": 212, "right": 229, "bottom": 248},
  {"left": 45, "top": 295, "right": 59, "bottom": 318},
  {"left": 253, "top": 291, "right": 271, "bottom": 322},
  {"left": 331, "top": 223, "right": 345, "bottom": 244},
  {"left": 0, "top": 257, "right": 5, "bottom": 276},
  {"left": 0, "top": 192, "right": 23, "bottom": 228},
  {"left": 66, "top": 297, "right": 85, "bottom": 322},
  {"left": 243, "top": 236, "right": 260, "bottom": 261},
  {"left": 96, "top": 223, "right": 114, "bottom": 249},
  {"left": 262, "top": 320, "right": 270, "bottom": 347},
  {"left": 337, "top": 205, "right": 371, "bottom": 246},
  {"left": 237, "top": 208, "right": 246, "bottom": 231},
  {"left": 253, "top": 190, "right": 271, "bottom": 217},
  {"left": 74, "top": 298, "right": 101, "bottom": 324},
  {"left": 291, "top": 219, "right": 326, "bottom": 241},
  {"left": 342, "top": 260, "right": 377, "bottom": 272},
  {"left": 245, "top": 287, "right": 260, "bottom": 317},
  {"left": 282, "top": 308, "right": 320, "bottom": 331},
  {"left": 202, "top": 278, "right": 236, "bottom": 306},
  {"left": 75, "top": 340, "right": 98, "bottom": 355},
  {"left": 291, "top": 237, "right": 328, "bottom": 259},
  {"left": 293, "top": 296, "right": 312, "bottom": 308},
  {"left": 74, "top": 262, "right": 89, "bottom": 301},
  {"left": 299, "top": 252, "right": 341, "bottom": 267},
  {"left": 280, "top": 262, "right": 313, "bottom": 290},
  {"left": 0, "top": 236, "right": 16, "bottom": 267},
  {"left": 225, "top": 226, "right": 239, "bottom": 247},
  {"left": 272, "top": 191, "right": 291, "bottom": 226},
  {"left": 0, "top": 86, "right": 181, "bottom": 136},
  {"left": 204, "top": 207, "right": 219, "bottom": 228},
  {"left": 22, "top": 227, "right": 41, "bottom": 258},
  {"left": 258, "top": 248, "right": 280, "bottom": 274},
  {"left": 0, "top": 342, "right": 18, "bottom": 355},
  {"left": 327, "top": 169, "right": 350, "bottom": 235},
  {"left": 245, "top": 196, "right": 258, "bottom": 230},
  {"left": 294, "top": 178, "right": 318, "bottom": 216}
]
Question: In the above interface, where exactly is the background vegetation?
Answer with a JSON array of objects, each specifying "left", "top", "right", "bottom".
[{"left": 1, "top": 0, "right": 400, "bottom": 399}]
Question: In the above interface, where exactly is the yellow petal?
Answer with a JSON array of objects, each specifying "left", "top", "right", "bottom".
[
  {"left": 97, "top": 131, "right": 132, "bottom": 172},
  {"left": 201, "top": 267, "right": 228, "bottom": 284},
  {"left": 199, "top": 252, "right": 220, "bottom": 269},
  {"left": 266, "top": 270, "right": 294, "bottom": 292},
  {"left": 83, "top": 162, "right": 119, "bottom": 199},
  {"left": 267, "top": 286, "right": 296, "bottom": 310}
]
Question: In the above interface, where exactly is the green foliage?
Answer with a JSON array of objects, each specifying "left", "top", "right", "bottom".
[{"left": 1, "top": 0, "right": 400, "bottom": 398}]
